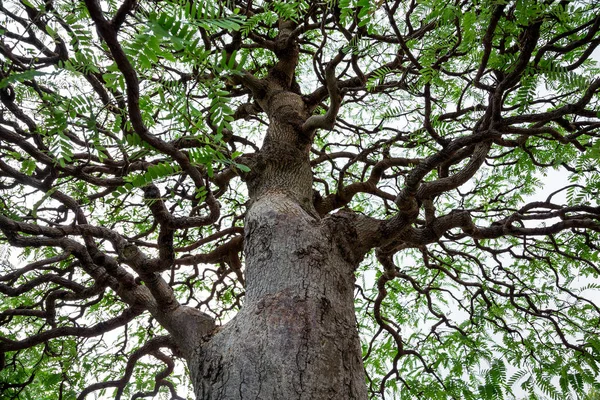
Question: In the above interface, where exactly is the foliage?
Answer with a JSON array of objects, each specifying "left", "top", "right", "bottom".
[{"left": 1, "top": 0, "right": 600, "bottom": 399}]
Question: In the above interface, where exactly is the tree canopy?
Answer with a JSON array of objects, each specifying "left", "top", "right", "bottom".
[{"left": 1, "top": 0, "right": 600, "bottom": 399}]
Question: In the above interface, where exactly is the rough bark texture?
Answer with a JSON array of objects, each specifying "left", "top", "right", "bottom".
[
  {"left": 187, "top": 86, "right": 368, "bottom": 399},
  {"left": 189, "top": 193, "right": 367, "bottom": 399}
]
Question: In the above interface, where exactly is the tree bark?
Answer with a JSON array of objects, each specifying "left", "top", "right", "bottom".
[
  {"left": 189, "top": 193, "right": 367, "bottom": 399},
  {"left": 187, "top": 89, "right": 368, "bottom": 399}
]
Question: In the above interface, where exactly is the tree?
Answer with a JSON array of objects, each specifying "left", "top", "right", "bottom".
[{"left": 1, "top": 0, "right": 600, "bottom": 398}]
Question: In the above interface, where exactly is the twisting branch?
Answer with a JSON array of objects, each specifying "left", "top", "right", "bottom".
[
  {"left": 302, "top": 51, "right": 344, "bottom": 134},
  {"left": 76, "top": 335, "right": 180, "bottom": 400},
  {"left": 0, "top": 307, "right": 143, "bottom": 353}
]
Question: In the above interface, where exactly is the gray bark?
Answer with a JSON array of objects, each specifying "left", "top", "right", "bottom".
[
  {"left": 188, "top": 192, "right": 368, "bottom": 399},
  {"left": 184, "top": 66, "right": 368, "bottom": 399}
]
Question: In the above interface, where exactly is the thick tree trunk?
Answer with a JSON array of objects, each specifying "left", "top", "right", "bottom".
[
  {"left": 182, "top": 73, "right": 369, "bottom": 398},
  {"left": 188, "top": 192, "right": 368, "bottom": 399}
]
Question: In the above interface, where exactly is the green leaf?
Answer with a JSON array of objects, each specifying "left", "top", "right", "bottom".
[
  {"left": 0, "top": 70, "right": 47, "bottom": 88},
  {"left": 235, "top": 163, "right": 250, "bottom": 172}
]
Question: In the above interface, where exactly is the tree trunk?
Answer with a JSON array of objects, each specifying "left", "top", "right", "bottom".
[
  {"left": 188, "top": 192, "right": 368, "bottom": 399},
  {"left": 186, "top": 88, "right": 368, "bottom": 397}
]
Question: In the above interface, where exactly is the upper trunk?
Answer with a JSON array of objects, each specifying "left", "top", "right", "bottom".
[
  {"left": 246, "top": 89, "right": 315, "bottom": 213},
  {"left": 186, "top": 89, "right": 368, "bottom": 399}
]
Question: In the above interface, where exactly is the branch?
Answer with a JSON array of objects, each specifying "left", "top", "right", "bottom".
[
  {"left": 176, "top": 236, "right": 243, "bottom": 266},
  {"left": 0, "top": 307, "right": 143, "bottom": 352},
  {"left": 83, "top": 0, "right": 212, "bottom": 192},
  {"left": 315, "top": 157, "right": 420, "bottom": 215},
  {"left": 76, "top": 335, "right": 179, "bottom": 400},
  {"left": 112, "top": 0, "right": 136, "bottom": 30},
  {"left": 302, "top": 52, "right": 344, "bottom": 134}
]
